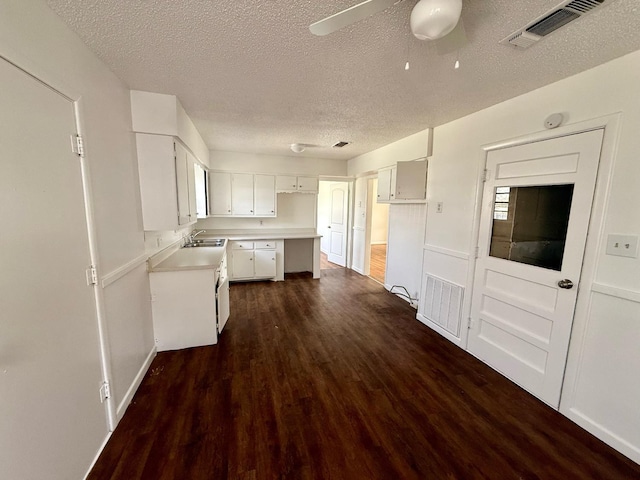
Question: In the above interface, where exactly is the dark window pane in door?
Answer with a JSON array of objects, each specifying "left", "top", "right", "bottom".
[{"left": 489, "top": 184, "right": 574, "bottom": 271}]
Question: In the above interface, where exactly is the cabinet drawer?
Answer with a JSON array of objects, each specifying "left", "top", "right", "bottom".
[
  {"left": 231, "top": 241, "right": 254, "bottom": 250},
  {"left": 254, "top": 240, "right": 277, "bottom": 250}
]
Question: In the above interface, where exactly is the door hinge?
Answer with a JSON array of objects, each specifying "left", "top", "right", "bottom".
[
  {"left": 71, "top": 134, "right": 85, "bottom": 158},
  {"left": 481, "top": 169, "right": 489, "bottom": 182},
  {"left": 468, "top": 317, "right": 475, "bottom": 330},
  {"left": 99, "top": 381, "right": 111, "bottom": 403},
  {"left": 474, "top": 246, "right": 480, "bottom": 259},
  {"left": 86, "top": 265, "right": 98, "bottom": 286}
]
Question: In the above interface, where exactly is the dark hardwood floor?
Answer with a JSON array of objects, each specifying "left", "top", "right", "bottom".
[
  {"left": 320, "top": 251, "right": 343, "bottom": 270},
  {"left": 89, "top": 270, "right": 640, "bottom": 479}
]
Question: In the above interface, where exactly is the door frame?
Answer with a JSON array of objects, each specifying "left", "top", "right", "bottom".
[
  {"left": 464, "top": 115, "right": 621, "bottom": 394},
  {"left": 0, "top": 53, "right": 117, "bottom": 430}
]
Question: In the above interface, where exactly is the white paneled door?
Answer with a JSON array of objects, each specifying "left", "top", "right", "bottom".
[
  {"left": 468, "top": 129, "right": 603, "bottom": 408},
  {"left": 328, "top": 182, "right": 349, "bottom": 266},
  {"left": 0, "top": 58, "right": 105, "bottom": 478}
]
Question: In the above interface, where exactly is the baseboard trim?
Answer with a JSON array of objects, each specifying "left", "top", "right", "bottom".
[
  {"left": 116, "top": 346, "right": 157, "bottom": 422},
  {"left": 352, "top": 266, "right": 365, "bottom": 275},
  {"left": 564, "top": 407, "right": 640, "bottom": 465},
  {"left": 83, "top": 431, "right": 113, "bottom": 480},
  {"left": 416, "top": 313, "right": 464, "bottom": 347}
]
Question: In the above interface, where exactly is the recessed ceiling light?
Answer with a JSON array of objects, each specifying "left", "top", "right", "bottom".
[{"left": 290, "top": 143, "right": 305, "bottom": 153}]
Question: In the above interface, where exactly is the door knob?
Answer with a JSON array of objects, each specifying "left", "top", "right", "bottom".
[
  {"left": 327, "top": 226, "right": 331, "bottom": 228},
  {"left": 558, "top": 279, "right": 574, "bottom": 289}
]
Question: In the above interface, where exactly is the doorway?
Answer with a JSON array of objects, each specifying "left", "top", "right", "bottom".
[
  {"left": 317, "top": 180, "right": 350, "bottom": 270},
  {"left": 369, "top": 178, "right": 389, "bottom": 284},
  {"left": 467, "top": 129, "right": 604, "bottom": 408}
]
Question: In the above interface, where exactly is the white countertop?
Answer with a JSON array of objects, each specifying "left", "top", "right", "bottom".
[{"left": 150, "top": 245, "right": 226, "bottom": 272}]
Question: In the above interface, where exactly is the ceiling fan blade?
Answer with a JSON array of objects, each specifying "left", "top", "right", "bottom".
[
  {"left": 435, "top": 18, "right": 467, "bottom": 55},
  {"left": 310, "top": 0, "right": 399, "bottom": 36}
]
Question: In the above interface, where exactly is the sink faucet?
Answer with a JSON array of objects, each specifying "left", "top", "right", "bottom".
[{"left": 187, "top": 229, "right": 206, "bottom": 243}]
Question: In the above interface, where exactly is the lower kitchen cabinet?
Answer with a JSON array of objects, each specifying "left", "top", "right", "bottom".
[
  {"left": 230, "top": 240, "right": 278, "bottom": 280},
  {"left": 149, "top": 269, "right": 217, "bottom": 351}
]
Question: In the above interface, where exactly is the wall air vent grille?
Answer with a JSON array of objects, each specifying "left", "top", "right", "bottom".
[
  {"left": 423, "top": 274, "right": 463, "bottom": 337},
  {"left": 565, "top": 0, "right": 605, "bottom": 14},
  {"left": 526, "top": 9, "right": 580, "bottom": 37},
  {"left": 333, "top": 141, "right": 350, "bottom": 148},
  {"left": 500, "top": 0, "right": 611, "bottom": 49}
]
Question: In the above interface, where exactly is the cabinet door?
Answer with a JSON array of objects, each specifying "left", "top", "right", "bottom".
[
  {"left": 186, "top": 151, "right": 198, "bottom": 221},
  {"left": 297, "top": 176, "right": 318, "bottom": 193},
  {"left": 209, "top": 171, "right": 232, "bottom": 215},
  {"left": 231, "top": 250, "right": 254, "bottom": 279},
  {"left": 254, "top": 174, "right": 276, "bottom": 216},
  {"left": 255, "top": 249, "right": 276, "bottom": 278},
  {"left": 389, "top": 166, "right": 397, "bottom": 201},
  {"left": 377, "top": 168, "right": 392, "bottom": 202},
  {"left": 232, "top": 173, "right": 254, "bottom": 215},
  {"left": 174, "top": 142, "right": 191, "bottom": 225},
  {"left": 276, "top": 175, "right": 297, "bottom": 192},
  {"left": 395, "top": 160, "right": 427, "bottom": 200}
]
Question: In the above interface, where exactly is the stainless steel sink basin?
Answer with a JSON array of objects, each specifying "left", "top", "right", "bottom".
[{"left": 183, "top": 238, "right": 226, "bottom": 248}]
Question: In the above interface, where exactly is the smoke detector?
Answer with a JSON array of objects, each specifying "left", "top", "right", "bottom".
[{"left": 500, "top": 0, "right": 610, "bottom": 49}]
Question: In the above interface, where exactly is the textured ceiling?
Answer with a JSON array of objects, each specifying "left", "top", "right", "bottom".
[{"left": 46, "top": 0, "right": 640, "bottom": 160}]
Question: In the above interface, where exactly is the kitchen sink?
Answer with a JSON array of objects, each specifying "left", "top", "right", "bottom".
[{"left": 183, "top": 238, "right": 226, "bottom": 248}]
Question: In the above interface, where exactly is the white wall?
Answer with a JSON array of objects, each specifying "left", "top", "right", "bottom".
[
  {"left": 0, "top": 1, "right": 155, "bottom": 477},
  {"left": 197, "top": 193, "right": 317, "bottom": 231},
  {"left": 210, "top": 150, "right": 347, "bottom": 176},
  {"left": 348, "top": 132, "right": 431, "bottom": 301},
  {"left": 370, "top": 179, "right": 389, "bottom": 245},
  {"left": 424, "top": 49, "right": 640, "bottom": 463},
  {"left": 347, "top": 129, "right": 431, "bottom": 177}
]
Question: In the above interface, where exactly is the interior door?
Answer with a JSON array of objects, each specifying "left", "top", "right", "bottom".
[
  {"left": 328, "top": 182, "right": 349, "bottom": 266},
  {"left": 468, "top": 129, "right": 603, "bottom": 408},
  {"left": 0, "top": 58, "right": 105, "bottom": 477}
]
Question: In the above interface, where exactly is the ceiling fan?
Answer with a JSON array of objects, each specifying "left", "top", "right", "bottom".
[{"left": 310, "top": 0, "right": 463, "bottom": 42}]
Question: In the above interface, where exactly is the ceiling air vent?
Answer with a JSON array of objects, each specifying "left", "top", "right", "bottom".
[
  {"left": 500, "top": 0, "right": 609, "bottom": 49},
  {"left": 333, "top": 141, "right": 350, "bottom": 148}
]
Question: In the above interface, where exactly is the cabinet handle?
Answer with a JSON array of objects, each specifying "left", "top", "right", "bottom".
[
  {"left": 292, "top": 184, "right": 296, "bottom": 187},
  {"left": 250, "top": 210, "right": 253, "bottom": 213}
]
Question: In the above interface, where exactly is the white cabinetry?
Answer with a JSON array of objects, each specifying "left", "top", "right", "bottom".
[
  {"left": 230, "top": 240, "right": 277, "bottom": 280},
  {"left": 254, "top": 174, "right": 276, "bottom": 215},
  {"left": 377, "top": 166, "right": 397, "bottom": 202},
  {"left": 377, "top": 160, "right": 427, "bottom": 203},
  {"left": 136, "top": 133, "right": 197, "bottom": 230},
  {"left": 149, "top": 268, "right": 217, "bottom": 351},
  {"left": 231, "top": 173, "right": 254, "bottom": 215},
  {"left": 210, "top": 172, "right": 232, "bottom": 215},
  {"left": 276, "top": 175, "right": 318, "bottom": 193},
  {"left": 209, "top": 172, "right": 276, "bottom": 217}
]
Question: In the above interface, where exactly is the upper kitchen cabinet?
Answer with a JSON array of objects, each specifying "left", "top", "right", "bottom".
[
  {"left": 276, "top": 175, "right": 318, "bottom": 193},
  {"left": 209, "top": 172, "right": 276, "bottom": 217},
  {"left": 136, "top": 133, "right": 198, "bottom": 230},
  {"left": 377, "top": 159, "right": 427, "bottom": 203},
  {"left": 131, "top": 90, "right": 210, "bottom": 169}
]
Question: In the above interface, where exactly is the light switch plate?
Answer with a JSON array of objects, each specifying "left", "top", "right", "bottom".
[{"left": 605, "top": 234, "right": 638, "bottom": 258}]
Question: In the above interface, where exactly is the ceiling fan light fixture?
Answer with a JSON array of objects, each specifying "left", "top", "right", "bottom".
[
  {"left": 290, "top": 143, "right": 306, "bottom": 153},
  {"left": 410, "top": 0, "right": 462, "bottom": 41}
]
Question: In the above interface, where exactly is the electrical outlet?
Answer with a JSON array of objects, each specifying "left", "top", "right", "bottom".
[
  {"left": 436, "top": 202, "right": 443, "bottom": 213},
  {"left": 606, "top": 234, "right": 638, "bottom": 258}
]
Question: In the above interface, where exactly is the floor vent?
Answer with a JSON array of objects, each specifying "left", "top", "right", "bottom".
[
  {"left": 500, "top": 0, "right": 609, "bottom": 49},
  {"left": 422, "top": 274, "right": 463, "bottom": 337}
]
